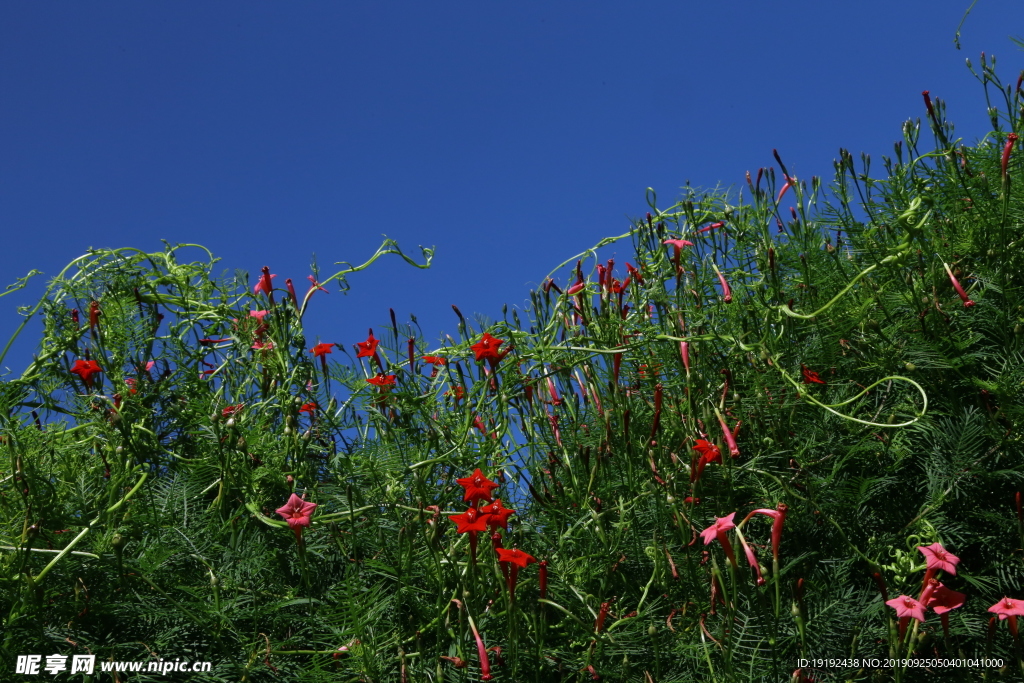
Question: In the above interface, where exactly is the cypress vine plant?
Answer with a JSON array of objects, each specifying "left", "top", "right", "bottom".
[{"left": 2, "top": 54, "right": 1024, "bottom": 683}]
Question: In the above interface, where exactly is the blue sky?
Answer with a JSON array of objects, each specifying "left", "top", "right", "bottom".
[{"left": 1, "top": 1, "right": 1020, "bottom": 375}]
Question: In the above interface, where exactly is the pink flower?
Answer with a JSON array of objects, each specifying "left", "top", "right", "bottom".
[
  {"left": 712, "top": 264, "right": 732, "bottom": 303},
  {"left": 697, "top": 221, "right": 725, "bottom": 233},
  {"left": 700, "top": 513, "right": 736, "bottom": 545},
  {"left": 663, "top": 238, "right": 694, "bottom": 251},
  {"left": 918, "top": 543, "right": 959, "bottom": 575},
  {"left": 717, "top": 413, "right": 740, "bottom": 457},
  {"left": 942, "top": 263, "right": 975, "bottom": 308},
  {"left": 700, "top": 513, "right": 738, "bottom": 566},
  {"left": 776, "top": 178, "right": 792, "bottom": 203},
  {"left": 276, "top": 494, "right": 317, "bottom": 531},
  {"left": 740, "top": 503, "right": 787, "bottom": 561},
  {"left": 989, "top": 597, "right": 1024, "bottom": 621},
  {"left": 886, "top": 595, "right": 926, "bottom": 622},
  {"left": 249, "top": 310, "right": 270, "bottom": 321},
  {"left": 307, "top": 275, "right": 329, "bottom": 294},
  {"left": 927, "top": 583, "right": 965, "bottom": 615},
  {"left": 1001, "top": 133, "right": 1018, "bottom": 180},
  {"left": 253, "top": 266, "right": 276, "bottom": 296},
  {"left": 736, "top": 532, "right": 765, "bottom": 585},
  {"left": 679, "top": 341, "right": 690, "bottom": 375}
]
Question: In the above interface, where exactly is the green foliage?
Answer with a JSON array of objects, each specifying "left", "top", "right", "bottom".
[{"left": 2, "top": 60, "right": 1024, "bottom": 683}]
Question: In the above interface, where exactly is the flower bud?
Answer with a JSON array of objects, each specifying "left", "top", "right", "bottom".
[
  {"left": 648, "top": 624, "right": 657, "bottom": 637},
  {"left": 225, "top": 418, "right": 235, "bottom": 429}
]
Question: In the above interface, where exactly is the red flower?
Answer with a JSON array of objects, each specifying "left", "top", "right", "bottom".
[
  {"left": 88, "top": 301, "right": 101, "bottom": 330},
  {"left": 886, "top": 595, "right": 926, "bottom": 622},
  {"left": 356, "top": 330, "right": 380, "bottom": 358},
  {"left": 70, "top": 359, "right": 103, "bottom": 389},
  {"left": 692, "top": 439, "right": 721, "bottom": 463},
  {"left": 801, "top": 365, "right": 826, "bottom": 385},
  {"left": 496, "top": 547, "right": 536, "bottom": 603},
  {"left": 251, "top": 340, "right": 274, "bottom": 351},
  {"left": 298, "top": 402, "right": 318, "bottom": 414},
  {"left": 276, "top": 493, "right": 317, "bottom": 536},
  {"left": 496, "top": 547, "right": 537, "bottom": 568},
  {"left": 423, "top": 355, "right": 447, "bottom": 365},
  {"left": 479, "top": 498, "right": 516, "bottom": 530},
  {"left": 471, "top": 332, "right": 506, "bottom": 363},
  {"left": 918, "top": 543, "right": 959, "bottom": 575},
  {"left": 222, "top": 404, "right": 243, "bottom": 418},
  {"left": 625, "top": 262, "right": 643, "bottom": 285},
  {"left": 366, "top": 374, "right": 396, "bottom": 386},
  {"left": 988, "top": 597, "right": 1024, "bottom": 620},
  {"left": 310, "top": 343, "right": 334, "bottom": 358},
  {"left": 448, "top": 506, "right": 492, "bottom": 534},
  {"left": 456, "top": 468, "right": 499, "bottom": 504},
  {"left": 249, "top": 310, "right": 269, "bottom": 321}
]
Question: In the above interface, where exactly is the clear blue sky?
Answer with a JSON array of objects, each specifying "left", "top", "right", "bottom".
[{"left": 1, "top": 1, "right": 1019, "bottom": 374}]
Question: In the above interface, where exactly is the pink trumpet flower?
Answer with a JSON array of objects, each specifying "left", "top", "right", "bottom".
[{"left": 942, "top": 263, "right": 975, "bottom": 308}]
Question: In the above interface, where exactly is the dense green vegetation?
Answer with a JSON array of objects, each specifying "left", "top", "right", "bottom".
[{"left": 2, "top": 56, "right": 1024, "bottom": 683}]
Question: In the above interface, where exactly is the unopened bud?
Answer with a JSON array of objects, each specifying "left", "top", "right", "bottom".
[{"left": 225, "top": 418, "right": 235, "bottom": 429}]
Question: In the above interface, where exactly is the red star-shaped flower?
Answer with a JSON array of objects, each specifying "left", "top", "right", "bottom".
[
  {"left": 495, "top": 547, "right": 537, "bottom": 568},
  {"left": 456, "top": 468, "right": 499, "bottom": 504},
  {"left": 298, "top": 402, "right": 318, "bottom": 414},
  {"left": 356, "top": 331, "right": 380, "bottom": 358},
  {"left": 692, "top": 439, "right": 721, "bottom": 464},
  {"left": 70, "top": 359, "right": 103, "bottom": 389},
  {"left": 801, "top": 365, "right": 826, "bottom": 385},
  {"left": 222, "top": 404, "right": 243, "bottom": 418},
  {"left": 471, "top": 333, "right": 505, "bottom": 363},
  {"left": 310, "top": 343, "right": 334, "bottom": 357},
  {"left": 276, "top": 493, "right": 317, "bottom": 530},
  {"left": 479, "top": 499, "right": 516, "bottom": 530},
  {"left": 423, "top": 355, "right": 447, "bottom": 365},
  {"left": 448, "top": 506, "right": 492, "bottom": 534},
  {"left": 366, "top": 374, "right": 396, "bottom": 386}
]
